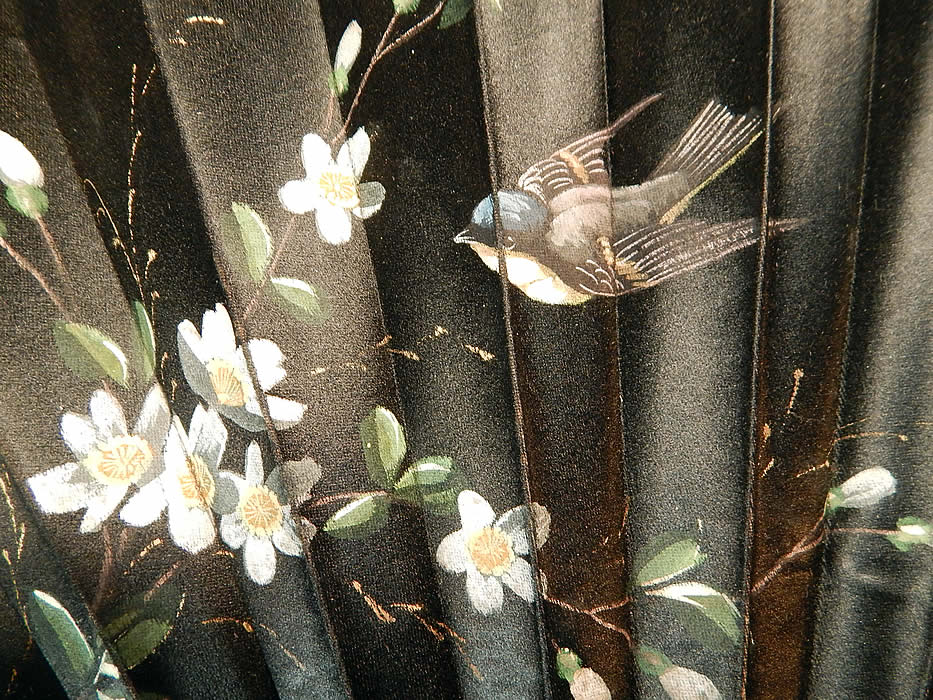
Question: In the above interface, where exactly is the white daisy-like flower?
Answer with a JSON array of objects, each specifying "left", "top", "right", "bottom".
[
  {"left": 0, "top": 129, "right": 43, "bottom": 188},
  {"left": 27, "top": 386, "right": 170, "bottom": 533},
  {"left": 122, "top": 406, "right": 238, "bottom": 553},
  {"left": 277, "top": 127, "right": 385, "bottom": 245},
  {"left": 177, "top": 303, "right": 306, "bottom": 432},
  {"left": 219, "top": 441, "right": 302, "bottom": 585},
  {"left": 435, "top": 490, "right": 536, "bottom": 614}
]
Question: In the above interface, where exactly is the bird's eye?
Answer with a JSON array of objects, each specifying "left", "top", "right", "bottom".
[{"left": 505, "top": 235, "right": 516, "bottom": 250}]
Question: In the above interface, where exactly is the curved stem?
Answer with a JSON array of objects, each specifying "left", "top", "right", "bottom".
[
  {"left": 543, "top": 593, "right": 633, "bottom": 646},
  {"left": 832, "top": 527, "right": 899, "bottom": 536},
  {"left": 34, "top": 216, "right": 70, "bottom": 285},
  {"left": 0, "top": 235, "right": 69, "bottom": 318},
  {"left": 751, "top": 516, "right": 825, "bottom": 595}
]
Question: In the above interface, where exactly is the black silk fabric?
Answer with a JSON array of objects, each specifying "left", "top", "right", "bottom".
[{"left": 0, "top": 0, "right": 930, "bottom": 698}]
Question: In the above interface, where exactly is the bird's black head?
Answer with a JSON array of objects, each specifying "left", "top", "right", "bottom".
[{"left": 454, "top": 190, "right": 548, "bottom": 250}]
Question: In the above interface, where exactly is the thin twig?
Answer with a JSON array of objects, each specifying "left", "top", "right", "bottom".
[
  {"left": 306, "top": 489, "right": 390, "bottom": 509},
  {"left": 543, "top": 594, "right": 633, "bottom": 646},
  {"left": 34, "top": 216, "right": 70, "bottom": 284},
  {"left": 242, "top": 215, "right": 297, "bottom": 320},
  {"left": 751, "top": 517, "right": 825, "bottom": 595},
  {"left": 0, "top": 236, "right": 69, "bottom": 317}
]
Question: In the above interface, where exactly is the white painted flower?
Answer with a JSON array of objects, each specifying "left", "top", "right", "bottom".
[
  {"left": 0, "top": 129, "right": 43, "bottom": 187},
  {"left": 27, "top": 386, "right": 170, "bottom": 533},
  {"left": 827, "top": 467, "right": 897, "bottom": 512},
  {"left": 219, "top": 442, "right": 302, "bottom": 585},
  {"left": 122, "top": 406, "right": 238, "bottom": 553},
  {"left": 278, "top": 127, "right": 385, "bottom": 244},
  {"left": 569, "top": 667, "right": 611, "bottom": 700},
  {"left": 435, "top": 490, "right": 536, "bottom": 614},
  {"left": 177, "top": 303, "right": 306, "bottom": 432},
  {"left": 658, "top": 665, "right": 721, "bottom": 699}
]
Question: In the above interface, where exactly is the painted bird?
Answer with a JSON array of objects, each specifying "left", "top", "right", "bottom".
[{"left": 455, "top": 95, "right": 796, "bottom": 304}]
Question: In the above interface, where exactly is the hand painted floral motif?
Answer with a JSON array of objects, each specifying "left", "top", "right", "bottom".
[
  {"left": 124, "top": 406, "right": 237, "bottom": 553},
  {"left": 177, "top": 303, "right": 306, "bottom": 432},
  {"left": 436, "top": 490, "right": 536, "bottom": 614},
  {"left": 825, "top": 467, "right": 896, "bottom": 512},
  {"left": 278, "top": 127, "right": 385, "bottom": 244},
  {"left": 0, "top": 129, "right": 43, "bottom": 187},
  {"left": 219, "top": 441, "right": 302, "bottom": 585},
  {"left": 27, "top": 386, "right": 170, "bottom": 533}
]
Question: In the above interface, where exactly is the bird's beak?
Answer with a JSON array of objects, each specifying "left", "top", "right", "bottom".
[{"left": 453, "top": 229, "right": 475, "bottom": 244}]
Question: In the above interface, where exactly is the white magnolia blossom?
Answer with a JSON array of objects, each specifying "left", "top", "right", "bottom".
[
  {"left": 0, "top": 129, "right": 43, "bottom": 188},
  {"left": 278, "top": 127, "right": 385, "bottom": 244},
  {"left": 123, "top": 406, "right": 237, "bottom": 553},
  {"left": 835, "top": 467, "right": 897, "bottom": 509},
  {"left": 177, "top": 303, "right": 306, "bottom": 432},
  {"left": 436, "top": 490, "right": 536, "bottom": 614},
  {"left": 219, "top": 442, "right": 302, "bottom": 585},
  {"left": 569, "top": 667, "right": 611, "bottom": 700},
  {"left": 334, "top": 20, "right": 362, "bottom": 74},
  {"left": 27, "top": 386, "right": 170, "bottom": 533},
  {"left": 659, "top": 665, "right": 721, "bottom": 699}
]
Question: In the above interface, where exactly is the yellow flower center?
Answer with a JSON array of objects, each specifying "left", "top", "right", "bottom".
[
  {"left": 178, "top": 454, "right": 215, "bottom": 509},
  {"left": 206, "top": 358, "right": 248, "bottom": 407},
  {"left": 466, "top": 526, "right": 514, "bottom": 577},
  {"left": 85, "top": 435, "right": 153, "bottom": 486},
  {"left": 318, "top": 168, "right": 360, "bottom": 209},
  {"left": 239, "top": 485, "right": 283, "bottom": 537}
]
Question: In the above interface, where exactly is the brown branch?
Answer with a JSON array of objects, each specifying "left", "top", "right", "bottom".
[
  {"left": 306, "top": 489, "right": 390, "bottom": 509},
  {"left": 832, "top": 527, "right": 899, "bottom": 536},
  {"left": 543, "top": 594, "right": 633, "bottom": 646},
  {"left": 242, "top": 215, "right": 297, "bottom": 320},
  {"left": 34, "top": 216, "right": 70, "bottom": 285},
  {"left": 0, "top": 235, "right": 68, "bottom": 317},
  {"left": 751, "top": 517, "right": 825, "bottom": 595}
]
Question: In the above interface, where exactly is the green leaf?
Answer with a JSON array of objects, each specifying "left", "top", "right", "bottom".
[
  {"left": 219, "top": 202, "right": 272, "bottom": 283},
  {"left": 5, "top": 184, "right": 48, "bottom": 219},
  {"left": 0, "top": 219, "right": 7, "bottom": 237},
  {"left": 633, "top": 645, "right": 672, "bottom": 676},
  {"left": 633, "top": 532, "right": 706, "bottom": 588},
  {"left": 392, "top": 456, "right": 460, "bottom": 513},
  {"left": 53, "top": 322, "right": 129, "bottom": 387},
  {"left": 26, "top": 590, "right": 97, "bottom": 694},
  {"left": 130, "top": 301, "right": 156, "bottom": 382},
  {"left": 439, "top": 0, "right": 474, "bottom": 28},
  {"left": 555, "top": 648, "right": 583, "bottom": 683},
  {"left": 323, "top": 494, "right": 390, "bottom": 539},
  {"left": 885, "top": 516, "right": 933, "bottom": 552},
  {"left": 648, "top": 582, "right": 741, "bottom": 652},
  {"left": 328, "top": 68, "right": 350, "bottom": 97},
  {"left": 360, "top": 407, "right": 407, "bottom": 487},
  {"left": 393, "top": 0, "right": 420, "bottom": 13},
  {"left": 102, "top": 583, "right": 183, "bottom": 668},
  {"left": 270, "top": 276, "right": 329, "bottom": 324}
]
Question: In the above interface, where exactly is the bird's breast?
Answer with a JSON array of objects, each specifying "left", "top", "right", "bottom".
[{"left": 468, "top": 242, "right": 591, "bottom": 305}]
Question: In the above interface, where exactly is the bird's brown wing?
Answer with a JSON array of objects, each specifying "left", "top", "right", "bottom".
[
  {"left": 517, "top": 94, "right": 662, "bottom": 203},
  {"left": 570, "top": 218, "right": 801, "bottom": 297}
]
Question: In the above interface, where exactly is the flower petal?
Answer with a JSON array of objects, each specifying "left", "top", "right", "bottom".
[
  {"left": 89, "top": 390, "right": 128, "bottom": 439},
  {"left": 356, "top": 181, "right": 385, "bottom": 219},
  {"left": 300, "top": 133, "right": 334, "bottom": 176},
  {"left": 177, "top": 320, "right": 217, "bottom": 404},
  {"left": 134, "top": 385, "right": 170, "bottom": 444},
  {"left": 244, "top": 442, "right": 264, "bottom": 486},
  {"left": 339, "top": 127, "right": 370, "bottom": 179},
  {"left": 201, "top": 304, "right": 238, "bottom": 356},
  {"left": 659, "top": 665, "right": 721, "bottom": 699},
  {"left": 334, "top": 21, "right": 362, "bottom": 73},
  {"left": 27, "top": 463, "right": 89, "bottom": 514},
  {"left": 266, "top": 395, "right": 306, "bottom": 430},
  {"left": 314, "top": 204, "right": 352, "bottom": 245},
  {"left": 496, "top": 505, "right": 530, "bottom": 555},
  {"left": 244, "top": 535, "right": 277, "bottom": 585},
  {"left": 457, "top": 490, "right": 496, "bottom": 533},
  {"left": 213, "top": 474, "right": 240, "bottom": 515},
  {"left": 272, "top": 517, "right": 302, "bottom": 556},
  {"left": 221, "top": 401, "right": 268, "bottom": 432},
  {"left": 190, "top": 406, "right": 227, "bottom": 472},
  {"left": 0, "top": 130, "right": 44, "bottom": 187},
  {"left": 119, "top": 478, "right": 166, "bottom": 527},
  {"left": 220, "top": 512, "right": 248, "bottom": 549},
  {"left": 465, "top": 569, "right": 504, "bottom": 615},
  {"left": 569, "top": 668, "right": 612, "bottom": 700},
  {"left": 278, "top": 179, "right": 320, "bottom": 215},
  {"left": 839, "top": 467, "right": 897, "bottom": 509},
  {"left": 502, "top": 557, "right": 536, "bottom": 603},
  {"left": 436, "top": 530, "right": 469, "bottom": 573},
  {"left": 80, "top": 484, "right": 128, "bottom": 533},
  {"left": 167, "top": 501, "right": 216, "bottom": 554},
  {"left": 60, "top": 413, "right": 96, "bottom": 460},
  {"left": 246, "top": 338, "right": 286, "bottom": 391}
]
